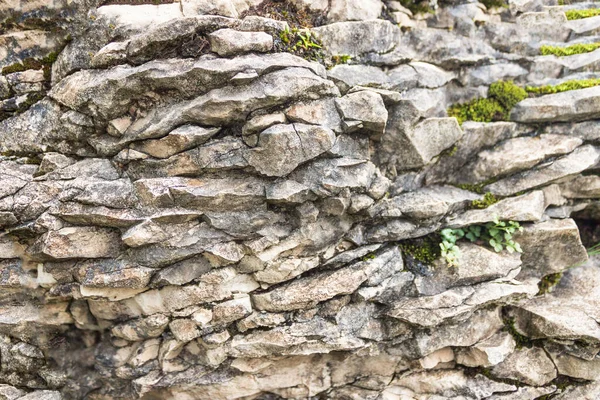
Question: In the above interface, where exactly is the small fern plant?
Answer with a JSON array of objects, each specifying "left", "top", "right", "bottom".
[{"left": 440, "top": 217, "right": 523, "bottom": 267}]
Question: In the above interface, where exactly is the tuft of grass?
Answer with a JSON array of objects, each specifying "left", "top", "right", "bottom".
[
  {"left": 540, "top": 42, "right": 600, "bottom": 56},
  {"left": 589, "top": 243, "right": 600, "bottom": 256},
  {"left": 331, "top": 54, "right": 351, "bottom": 65},
  {"left": 278, "top": 26, "right": 325, "bottom": 63},
  {"left": 448, "top": 81, "right": 527, "bottom": 125},
  {"left": 526, "top": 78, "right": 600, "bottom": 94},
  {"left": 565, "top": 8, "right": 600, "bottom": 20}
]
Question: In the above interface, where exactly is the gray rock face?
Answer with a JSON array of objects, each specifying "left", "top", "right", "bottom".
[
  {"left": 327, "top": 0, "right": 383, "bottom": 22},
  {"left": 312, "top": 20, "right": 400, "bottom": 57},
  {"left": 3, "top": 1, "right": 600, "bottom": 398},
  {"left": 511, "top": 87, "right": 600, "bottom": 123},
  {"left": 516, "top": 218, "right": 588, "bottom": 279},
  {"left": 381, "top": 110, "right": 464, "bottom": 172},
  {"left": 246, "top": 123, "right": 336, "bottom": 177},
  {"left": 491, "top": 347, "right": 557, "bottom": 386},
  {"left": 335, "top": 91, "right": 387, "bottom": 134},
  {"left": 208, "top": 29, "right": 273, "bottom": 56},
  {"left": 458, "top": 134, "right": 583, "bottom": 183},
  {"left": 485, "top": 145, "right": 600, "bottom": 196}
]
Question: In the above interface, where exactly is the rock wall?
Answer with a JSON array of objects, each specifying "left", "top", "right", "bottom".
[{"left": 0, "top": 0, "right": 600, "bottom": 399}]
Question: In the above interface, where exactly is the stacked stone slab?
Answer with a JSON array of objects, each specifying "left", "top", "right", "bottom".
[{"left": 0, "top": 0, "right": 599, "bottom": 398}]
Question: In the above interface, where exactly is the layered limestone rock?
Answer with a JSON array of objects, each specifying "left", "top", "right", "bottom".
[{"left": 1, "top": 0, "right": 600, "bottom": 399}]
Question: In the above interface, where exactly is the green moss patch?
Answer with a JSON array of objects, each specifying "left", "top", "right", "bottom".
[
  {"left": 398, "top": 0, "right": 433, "bottom": 15},
  {"left": 541, "top": 42, "right": 600, "bottom": 56},
  {"left": 565, "top": 8, "right": 600, "bottom": 20},
  {"left": 537, "top": 272, "right": 563, "bottom": 295},
  {"left": 471, "top": 192, "right": 499, "bottom": 209},
  {"left": 526, "top": 78, "right": 600, "bottom": 95},
  {"left": 448, "top": 81, "right": 527, "bottom": 124},
  {"left": 502, "top": 316, "right": 535, "bottom": 349},
  {"left": 399, "top": 235, "right": 442, "bottom": 265},
  {"left": 480, "top": 0, "right": 507, "bottom": 9}
]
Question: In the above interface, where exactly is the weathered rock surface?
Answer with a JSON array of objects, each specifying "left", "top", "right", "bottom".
[
  {"left": 511, "top": 87, "right": 600, "bottom": 123},
  {"left": 2, "top": 1, "right": 600, "bottom": 398}
]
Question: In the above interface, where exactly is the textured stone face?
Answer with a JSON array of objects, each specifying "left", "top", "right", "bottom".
[{"left": 2, "top": 0, "right": 600, "bottom": 399}]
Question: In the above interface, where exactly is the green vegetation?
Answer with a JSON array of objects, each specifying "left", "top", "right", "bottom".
[
  {"left": 589, "top": 242, "right": 600, "bottom": 256},
  {"left": 526, "top": 78, "right": 600, "bottom": 95},
  {"left": 488, "top": 80, "right": 528, "bottom": 110},
  {"left": 440, "top": 218, "right": 523, "bottom": 267},
  {"left": 471, "top": 192, "right": 499, "bottom": 209},
  {"left": 448, "top": 81, "right": 527, "bottom": 124},
  {"left": 454, "top": 178, "right": 499, "bottom": 195},
  {"left": 278, "top": 26, "right": 325, "bottom": 62},
  {"left": 480, "top": 0, "right": 507, "bottom": 9},
  {"left": 1, "top": 52, "right": 57, "bottom": 81},
  {"left": 361, "top": 253, "right": 376, "bottom": 261},
  {"left": 400, "top": 236, "right": 441, "bottom": 265},
  {"left": 541, "top": 42, "right": 600, "bottom": 56},
  {"left": 537, "top": 272, "right": 563, "bottom": 295},
  {"left": 398, "top": 0, "right": 432, "bottom": 15},
  {"left": 565, "top": 8, "right": 600, "bottom": 20},
  {"left": 331, "top": 54, "right": 351, "bottom": 65},
  {"left": 502, "top": 316, "right": 534, "bottom": 349}
]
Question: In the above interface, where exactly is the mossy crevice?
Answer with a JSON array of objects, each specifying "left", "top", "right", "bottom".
[
  {"left": 470, "top": 192, "right": 499, "bottom": 209},
  {"left": 540, "top": 42, "right": 600, "bottom": 57},
  {"left": 399, "top": 235, "right": 442, "bottom": 265},
  {"left": 565, "top": 8, "right": 600, "bottom": 20},
  {"left": 537, "top": 272, "right": 563, "bottom": 295},
  {"left": 448, "top": 81, "right": 527, "bottom": 124},
  {"left": 526, "top": 78, "right": 600, "bottom": 95},
  {"left": 453, "top": 178, "right": 499, "bottom": 195},
  {"left": 502, "top": 315, "right": 537, "bottom": 349}
]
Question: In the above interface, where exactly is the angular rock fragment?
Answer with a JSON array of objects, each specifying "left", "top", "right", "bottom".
[
  {"left": 491, "top": 347, "right": 557, "bottom": 386},
  {"left": 455, "top": 331, "right": 516, "bottom": 368},
  {"left": 327, "top": 0, "right": 383, "bottom": 22},
  {"left": 381, "top": 114, "right": 464, "bottom": 171},
  {"left": 75, "top": 259, "right": 154, "bottom": 289},
  {"left": 246, "top": 123, "right": 336, "bottom": 177},
  {"left": 312, "top": 20, "right": 399, "bottom": 57},
  {"left": 112, "top": 314, "right": 170, "bottom": 341},
  {"left": 516, "top": 218, "right": 588, "bottom": 279},
  {"left": 458, "top": 134, "right": 583, "bottom": 183},
  {"left": 446, "top": 191, "right": 546, "bottom": 227},
  {"left": 369, "top": 185, "right": 479, "bottom": 221},
  {"left": 131, "top": 125, "right": 220, "bottom": 159},
  {"left": 334, "top": 91, "right": 387, "bottom": 135},
  {"left": 29, "top": 227, "right": 122, "bottom": 260},
  {"left": 485, "top": 145, "right": 600, "bottom": 196},
  {"left": 252, "top": 261, "right": 375, "bottom": 312},
  {"left": 208, "top": 29, "right": 273, "bottom": 56},
  {"left": 511, "top": 86, "right": 600, "bottom": 123}
]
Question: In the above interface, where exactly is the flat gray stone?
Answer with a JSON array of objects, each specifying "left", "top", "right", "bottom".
[
  {"left": 511, "top": 87, "right": 600, "bottom": 123},
  {"left": 335, "top": 90, "right": 387, "bottom": 135},
  {"left": 458, "top": 134, "right": 583, "bottom": 183},
  {"left": 491, "top": 347, "right": 557, "bottom": 386},
  {"left": 516, "top": 218, "right": 588, "bottom": 279},
  {"left": 485, "top": 145, "right": 600, "bottom": 196},
  {"left": 446, "top": 191, "right": 546, "bottom": 228},
  {"left": 312, "top": 20, "right": 399, "bottom": 57},
  {"left": 246, "top": 123, "right": 336, "bottom": 177},
  {"left": 208, "top": 29, "right": 273, "bottom": 57}
]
